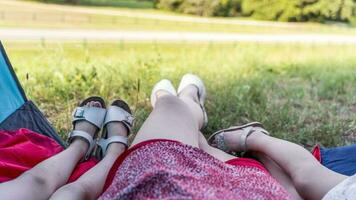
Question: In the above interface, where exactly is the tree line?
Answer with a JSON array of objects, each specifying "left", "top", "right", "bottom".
[{"left": 154, "top": 0, "right": 356, "bottom": 24}]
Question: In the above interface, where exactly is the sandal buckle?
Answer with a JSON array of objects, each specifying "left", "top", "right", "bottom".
[{"left": 74, "top": 108, "right": 85, "bottom": 118}]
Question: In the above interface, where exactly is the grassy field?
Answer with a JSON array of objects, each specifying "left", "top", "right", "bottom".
[
  {"left": 1, "top": 0, "right": 356, "bottom": 35},
  {"left": 3, "top": 41, "right": 356, "bottom": 148}
]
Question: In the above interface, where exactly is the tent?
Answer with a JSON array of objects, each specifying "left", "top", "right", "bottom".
[{"left": 0, "top": 41, "right": 65, "bottom": 147}]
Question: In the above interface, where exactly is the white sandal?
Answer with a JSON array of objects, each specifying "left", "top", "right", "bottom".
[
  {"left": 96, "top": 99, "right": 134, "bottom": 159},
  {"left": 177, "top": 73, "right": 208, "bottom": 129},
  {"left": 67, "top": 96, "right": 107, "bottom": 160},
  {"left": 150, "top": 79, "right": 177, "bottom": 107}
]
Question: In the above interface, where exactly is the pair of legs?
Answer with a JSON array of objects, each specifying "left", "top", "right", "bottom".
[
  {"left": 132, "top": 85, "right": 347, "bottom": 200},
  {"left": 0, "top": 102, "right": 127, "bottom": 200}
]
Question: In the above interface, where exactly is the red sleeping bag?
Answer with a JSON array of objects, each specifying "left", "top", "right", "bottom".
[{"left": 0, "top": 128, "right": 97, "bottom": 183}]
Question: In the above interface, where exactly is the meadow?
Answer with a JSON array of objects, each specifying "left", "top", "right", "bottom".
[
  {"left": 4, "top": 41, "right": 356, "bottom": 148},
  {"left": 1, "top": 0, "right": 356, "bottom": 35}
]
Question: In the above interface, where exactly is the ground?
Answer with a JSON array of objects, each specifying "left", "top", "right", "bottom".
[{"left": 4, "top": 41, "right": 356, "bottom": 148}]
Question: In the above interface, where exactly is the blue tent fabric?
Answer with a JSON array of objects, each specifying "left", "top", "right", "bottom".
[
  {"left": 0, "top": 43, "right": 26, "bottom": 123},
  {"left": 320, "top": 145, "right": 356, "bottom": 176},
  {"left": 0, "top": 41, "right": 66, "bottom": 147}
]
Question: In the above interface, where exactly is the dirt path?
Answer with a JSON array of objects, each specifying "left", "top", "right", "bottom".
[
  {"left": 0, "top": 0, "right": 314, "bottom": 28},
  {"left": 1, "top": 28, "right": 356, "bottom": 44}
]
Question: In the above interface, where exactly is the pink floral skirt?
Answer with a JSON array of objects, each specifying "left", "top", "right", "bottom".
[{"left": 100, "top": 139, "right": 292, "bottom": 200}]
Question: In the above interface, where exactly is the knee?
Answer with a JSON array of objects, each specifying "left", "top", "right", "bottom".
[
  {"left": 25, "top": 170, "right": 50, "bottom": 190},
  {"left": 293, "top": 173, "right": 309, "bottom": 192},
  {"left": 155, "top": 95, "right": 186, "bottom": 109},
  {"left": 51, "top": 183, "right": 89, "bottom": 200},
  {"left": 155, "top": 95, "right": 193, "bottom": 115},
  {"left": 292, "top": 165, "right": 316, "bottom": 192},
  {"left": 73, "top": 181, "right": 97, "bottom": 200},
  {"left": 198, "top": 133, "right": 209, "bottom": 150}
]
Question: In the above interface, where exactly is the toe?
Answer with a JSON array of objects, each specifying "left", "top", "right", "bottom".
[
  {"left": 86, "top": 101, "right": 93, "bottom": 107},
  {"left": 93, "top": 101, "right": 102, "bottom": 108}
]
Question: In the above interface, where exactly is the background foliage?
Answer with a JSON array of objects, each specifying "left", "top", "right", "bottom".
[
  {"left": 30, "top": 0, "right": 356, "bottom": 23},
  {"left": 155, "top": 0, "right": 356, "bottom": 23},
  {"left": 30, "top": 0, "right": 154, "bottom": 8}
]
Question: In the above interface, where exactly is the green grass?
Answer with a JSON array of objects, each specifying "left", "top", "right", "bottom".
[
  {"left": 3, "top": 41, "right": 356, "bottom": 148},
  {"left": 1, "top": 0, "right": 356, "bottom": 35}
]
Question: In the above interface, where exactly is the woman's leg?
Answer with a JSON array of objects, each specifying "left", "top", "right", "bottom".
[
  {"left": 198, "top": 132, "right": 236, "bottom": 161},
  {"left": 0, "top": 102, "right": 101, "bottom": 200},
  {"left": 132, "top": 84, "right": 239, "bottom": 163},
  {"left": 225, "top": 131, "right": 348, "bottom": 200},
  {"left": 198, "top": 130, "right": 303, "bottom": 200},
  {"left": 131, "top": 88, "right": 201, "bottom": 147},
  {"left": 50, "top": 122, "right": 127, "bottom": 200}
]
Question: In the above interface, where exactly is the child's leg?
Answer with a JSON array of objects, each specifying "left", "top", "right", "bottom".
[
  {"left": 246, "top": 132, "right": 347, "bottom": 200},
  {"left": 50, "top": 119, "right": 128, "bottom": 200},
  {"left": 0, "top": 101, "right": 101, "bottom": 200}
]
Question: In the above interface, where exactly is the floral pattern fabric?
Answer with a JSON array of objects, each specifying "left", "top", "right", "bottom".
[{"left": 100, "top": 140, "right": 292, "bottom": 200}]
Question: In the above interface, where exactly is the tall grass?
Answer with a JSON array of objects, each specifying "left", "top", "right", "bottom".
[{"left": 5, "top": 41, "right": 356, "bottom": 147}]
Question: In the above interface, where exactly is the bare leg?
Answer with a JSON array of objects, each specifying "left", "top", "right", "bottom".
[
  {"left": 177, "top": 86, "right": 237, "bottom": 161},
  {"left": 198, "top": 130, "right": 302, "bottom": 200},
  {"left": 224, "top": 131, "right": 348, "bottom": 200},
  {"left": 198, "top": 132, "right": 236, "bottom": 161},
  {"left": 180, "top": 86, "right": 304, "bottom": 199},
  {"left": 0, "top": 101, "right": 101, "bottom": 200},
  {"left": 254, "top": 152, "right": 303, "bottom": 200},
  {"left": 131, "top": 90, "right": 200, "bottom": 147},
  {"left": 50, "top": 122, "right": 128, "bottom": 200},
  {"left": 132, "top": 85, "right": 237, "bottom": 163}
]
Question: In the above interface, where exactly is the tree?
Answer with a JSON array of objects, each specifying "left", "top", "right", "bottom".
[{"left": 155, "top": 0, "right": 356, "bottom": 23}]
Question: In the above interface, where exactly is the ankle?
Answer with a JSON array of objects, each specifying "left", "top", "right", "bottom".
[
  {"left": 69, "top": 139, "right": 88, "bottom": 156},
  {"left": 245, "top": 131, "right": 268, "bottom": 151},
  {"left": 106, "top": 143, "right": 125, "bottom": 157},
  {"left": 107, "top": 123, "right": 128, "bottom": 138}
]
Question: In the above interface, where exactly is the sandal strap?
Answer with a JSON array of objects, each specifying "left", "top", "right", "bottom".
[
  {"left": 97, "top": 136, "right": 128, "bottom": 156},
  {"left": 72, "top": 106, "right": 106, "bottom": 129},
  {"left": 67, "top": 130, "right": 95, "bottom": 160},
  {"left": 239, "top": 126, "right": 255, "bottom": 152},
  {"left": 240, "top": 127, "right": 270, "bottom": 152},
  {"left": 104, "top": 106, "right": 134, "bottom": 132},
  {"left": 211, "top": 124, "right": 270, "bottom": 153},
  {"left": 214, "top": 128, "right": 256, "bottom": 153}
]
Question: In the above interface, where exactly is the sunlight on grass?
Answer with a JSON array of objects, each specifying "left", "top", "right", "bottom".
[{"left": 4, "top": 41, "right": 356, "bottom": 147}]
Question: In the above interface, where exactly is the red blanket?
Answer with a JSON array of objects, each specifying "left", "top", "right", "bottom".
[{"left": 0, "top": 128, "right": 97, "bottom": 183}]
